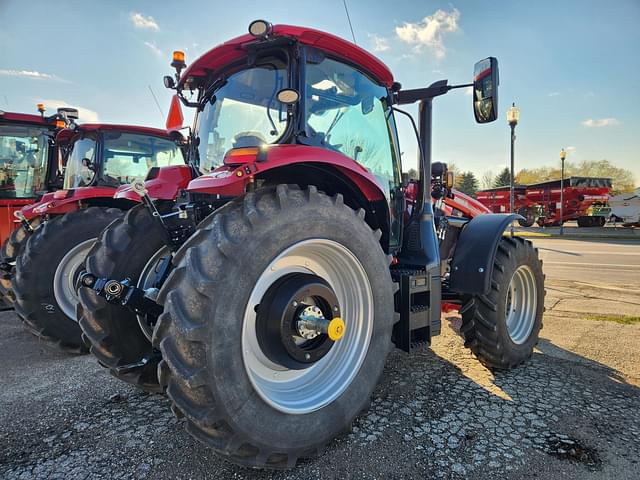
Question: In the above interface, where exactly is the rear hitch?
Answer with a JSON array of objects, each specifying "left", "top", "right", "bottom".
[{"left": 79, "top": 272, "right": 163, "bottom": 319}]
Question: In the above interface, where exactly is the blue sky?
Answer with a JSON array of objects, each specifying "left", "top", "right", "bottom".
[{"left": 1, "top": 0, "right": 639, "bottom": 184}]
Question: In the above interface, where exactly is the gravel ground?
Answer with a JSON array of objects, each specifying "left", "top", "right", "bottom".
[{"left": 1, "top": 283, "right": 639, "bottom": 479}]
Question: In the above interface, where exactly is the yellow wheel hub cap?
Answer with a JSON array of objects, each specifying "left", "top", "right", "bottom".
[{"left": 327, "top": 317, "right": 346, "bottom": 341}]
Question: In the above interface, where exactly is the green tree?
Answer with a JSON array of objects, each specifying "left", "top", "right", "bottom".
[
  {"left": 493, "top": 167, "right": 511, "bottom": 188},
  {"left": 515, "top": 159, "right": 634, "bottom": 194},
  {"left": 570, "top": 159, "right": 634, "bottom": 194},
  {"left": 456, "top": 171, "right": 479, "bottom": 196},
  {"left": 406, "top": 168, "right": 418, "bottom": 180}
]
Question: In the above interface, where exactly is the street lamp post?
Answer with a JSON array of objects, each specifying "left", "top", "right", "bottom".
[
  {"left": 507, "top": 103, "right": 520, "bottom": 233},
  {"left": 559, "top": 148, "right": 567, "bottom": 235}
]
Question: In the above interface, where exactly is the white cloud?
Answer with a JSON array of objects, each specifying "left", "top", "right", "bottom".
[
  {"left": 369, "top": 34, "right": 389, "bottom": 52},
  {"left": 40, "top": 99, "right": 99, "bottom": 123},
  {"left": 0, "top": 69, "right": 62, "bottom": 81},
  {"left": 581, "top": 118, "right": 620, "bottom": 127},
  {"left": 464, "top": 86, "right": 473, "bottom": 96},
  {"left": 395, "top": 8, "right": 460, "bottom": 58},
  {"left": 130, "top": 12, "right": 159, "bottom": 31},
  {"left": 144, "top": 41, "right": 163, "bottom": 58},
  {"left": 548, "top": 92, "right": 560, "bottom": 97},
  {"left": 565, "top": 146, "right": 577, "bottom": 152}
]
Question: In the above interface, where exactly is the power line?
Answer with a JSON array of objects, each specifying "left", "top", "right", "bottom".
[
  {"left": 147, "top": 85, "right": 165, "bottom": 122},
  {"left": 342, "top": 0, "right": 357, "bottom": 44}
]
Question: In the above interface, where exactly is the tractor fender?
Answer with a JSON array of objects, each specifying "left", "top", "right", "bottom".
[
  {"left": 114, "top": 165, "right": 194, "bottom": 201},
  {"left": 27, "top": 187, "right": 119, "bottom": 217},
  {"left": 449, "top": 213, "right": 522, "bottom": 295},
  {"left": 186, "top": 144, "right": 387, "bottom": 202}
]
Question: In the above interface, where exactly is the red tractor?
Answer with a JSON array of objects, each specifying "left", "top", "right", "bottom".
[
  {"left": 0, "top": 105, "right": 77, "bottom": 307},
  {"left": 10, "top": 123, "right": 185, "bottom": 351},
  {"left": 78, "top": 21, "right": 544, "bottom": 468}
]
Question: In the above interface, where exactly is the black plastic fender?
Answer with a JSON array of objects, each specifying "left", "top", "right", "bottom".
[{"left": 449, "top": 213, "right": 522, "bottom": 295}]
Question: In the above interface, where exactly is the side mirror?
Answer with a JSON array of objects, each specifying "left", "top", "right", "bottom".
[
  {"left": 82, "top": 158, "right": 95, "bottom": 170},
  {"left": 473, "top": 57, "right": 499, "bottom": 123},
  {"left": 163, "top": 76, "right": 175, "bottom": 89},
  {"left": 57, "top": 107, "right": 79, "bottom": 120}
]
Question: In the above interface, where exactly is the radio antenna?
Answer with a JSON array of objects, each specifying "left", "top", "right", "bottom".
[{"left": 342, "top": 0, "right": 357, "bottom": 44}]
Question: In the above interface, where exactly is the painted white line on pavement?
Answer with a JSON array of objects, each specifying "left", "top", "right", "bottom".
[{"left": 544, "top": 261, "right": 640, "bottom": 269}]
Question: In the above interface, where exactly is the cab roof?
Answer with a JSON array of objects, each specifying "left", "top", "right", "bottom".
[
  {"left": 0, "top": 111, "right": 56, "bottom": 127},
  {"left": 179, "top": 24, "right": 394, "bottom": 89},
  {"left": 55, "top": 123, "right": 174, "bottom": 145}
]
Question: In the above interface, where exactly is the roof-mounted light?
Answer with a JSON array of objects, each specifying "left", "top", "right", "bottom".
[
  {"left": 37, "top": 103, "right": 46, "bottom": 115},
  {"left": 171, "top": 50, "right": 186, "bottom": 71},
  {"left": 249, "top": 20, "right": 272, "bottom": 38}
]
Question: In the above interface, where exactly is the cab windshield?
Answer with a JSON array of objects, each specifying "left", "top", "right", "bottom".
[
  {"left": 63, "top": 132, "right": 184, "bottom": 189},
  {"left": 101, "top": 132, "right": 183, "bottom": 185},
  {"left": 197, "top": 60, "right": 288, "bottom": 172},
  {"left": 0, "top": 125, "right": 52, "bottom": 198}
]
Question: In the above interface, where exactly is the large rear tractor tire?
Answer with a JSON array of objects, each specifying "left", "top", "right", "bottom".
[
  {"left": 78, "top": 204, "right": 171, "bottom": 392},
  {"left": 460, "top": 236, "right": 544, "bottom": 370},
  {"left": 154, "top": 185, "right": 394, "bottom": 468},
  {"left": 13, "top": 207, "right": 123, "bottom": 352},
  {"left": 0, "top": 217, "right": 43, "bottom": 310}
]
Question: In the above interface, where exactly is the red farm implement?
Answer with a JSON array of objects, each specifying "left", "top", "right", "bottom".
[{"left": 476, "top": 177, "right": 612, "bottom": 227}]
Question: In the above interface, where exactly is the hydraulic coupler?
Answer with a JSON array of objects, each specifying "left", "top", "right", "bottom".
[{"left": 78, "top": 272, "right": 163, "bottom": 319}]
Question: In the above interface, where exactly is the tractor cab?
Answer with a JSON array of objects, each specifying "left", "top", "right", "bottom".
[
  {"left": 15, "top": 124, "right": 185, "bottom": 223},
  {"left": 166, "top": 26, "right": 404, "bottom": 247},
  {"left": 59, "top": 125, "right": 184, "bottom": 189},
  {"left": 0, "top": 105, "right": 76, "bottom": 243}
]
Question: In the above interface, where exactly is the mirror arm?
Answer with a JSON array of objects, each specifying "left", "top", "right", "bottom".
[
  {"left": 448, "top": 82, "right": 473, "bottom": 90},
  {"left": 394, "top": 80, "right": 450, "bottom": 105}
]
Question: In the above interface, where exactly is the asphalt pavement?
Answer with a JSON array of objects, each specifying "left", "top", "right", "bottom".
[
  {"left": 1, "top": 236, "right": 639, "bottom": 479},
  {"left": 531, "top": 237, "right": 640, "bottom": 284}
]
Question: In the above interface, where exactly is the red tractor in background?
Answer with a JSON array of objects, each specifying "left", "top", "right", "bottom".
[
  {"left": 8, "top": 123, "right": 185, "bottom": 351},
  {"left": 0, "top": 105, "right": 78, "bottom": 308},
  {"left": 77, "top": 21, "right": 544, "bottom": 468}
]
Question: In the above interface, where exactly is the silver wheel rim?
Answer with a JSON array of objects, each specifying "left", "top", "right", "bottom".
[
  {"left": 505, "top": 264, "right": 538, "bottom": 344},
  {"left": 137, "top": 246, "right": 172, "bottom": 341},
  {"left": 53, "top": 238, "right": 96, "bottom": 320},
  {"left": 241, "top": 239, "right": 374, "bottom": 415}
]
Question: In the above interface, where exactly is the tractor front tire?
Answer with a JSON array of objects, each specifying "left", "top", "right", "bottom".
[
  {"left": 154, "top": 185, "right": 394, "bottom": 468},
  {"left": 13, "top": 207, "right": 123, "bottom": 352},
  {"left": 0, "top": 218, "right": 43, "bottom": 309},
  {"left": 460, "top": 236, "right": 544, "bottom": 370},
  {"left": 79, "top": 204, "right": 170, "bottom": 392}
]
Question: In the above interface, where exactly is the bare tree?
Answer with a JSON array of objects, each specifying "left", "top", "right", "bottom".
[{"left": 481, "top": 170, "right": 494, "bottom": 190}]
